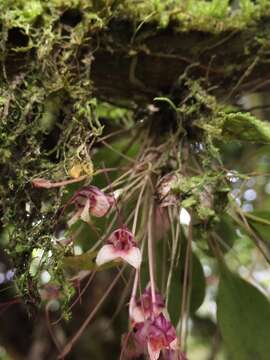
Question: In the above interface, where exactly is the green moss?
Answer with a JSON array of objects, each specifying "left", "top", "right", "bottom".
[
  {"left": 198, "top": 110, "right": 270, "bottom": 144},
  {"left": 2, "top": 0, "right": 270, "bottom": 36},
  {"left": 0, "top": 0, "right": 269, "bottom": 318},
  {"left": 119, "top": 0, "right": 270, "bottom": 32},
  {"left": 172, "top": 172, "right": 228, "bottom": 221},
  {"left": 186, "top": 0, "right": 230, "bottom": 20},
  {"left": 2, "top": 0, "right": 43, "bottom": 27},
  {"left": 221, "top": 112, "right": 270, "bottom": 143}
]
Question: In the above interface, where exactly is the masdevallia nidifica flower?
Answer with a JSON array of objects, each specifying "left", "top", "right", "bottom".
[
  {"left": 130, "top": 285, "right": 165, "bottom": 323},
  {"left": 133, "top": 313, "right": 179, "bottom": 360},
  {"left": 96, "top": 227, "right": 142, "bottom": 269},
  {"left": 65, "top": 186, "right": 114, "bottom": 225}
]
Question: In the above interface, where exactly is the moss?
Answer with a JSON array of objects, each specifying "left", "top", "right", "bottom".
[
  {"left": 197, "top": 109, "right": 270, "bottom": 144},
  {"left": 2, "top": 0, "right": 270, "bottom": 37},
  {"left": 221, "top": 112, "right": 270, "bottom": 143},
  {"left": 2, "top": 0, "right": 44, "bottom": 27},
  {"left": 172, "top": 172, "right": 228, "bottom": 221},
  {"left": 0, "top": 0, "right": 270, "bottom": 317},
  {"left": 118, "top": 0, "right": 270, "bottom": 32}
]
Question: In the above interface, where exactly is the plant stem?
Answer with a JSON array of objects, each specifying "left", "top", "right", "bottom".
[
  {"left": 129, "top": 269, "right": 139, "bottom": 319},
  {"left": 148, "top": 201, "right": 156, "bottom": 313}
]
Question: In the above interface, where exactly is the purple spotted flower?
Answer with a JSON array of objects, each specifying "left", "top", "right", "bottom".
[
  {"left": 96, "top": 227, "right": 142, "bottom": 269},
  {"left": 147, "top": 314, "right": 178, "bottom": 360},
  {"left": 130, "top": 285, "right": 165, "bottom": 323},
  {"left": 65, "top": 186, "right": 114, "bottom": 225},
  {"left": 132, "top": 313, "right": 178, "bottom": 360}
]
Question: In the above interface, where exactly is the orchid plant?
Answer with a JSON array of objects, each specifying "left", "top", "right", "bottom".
[
  {"left": 33, "top": 172, "right": 188, "bottom": 359},
  {"left": 29, "top": 102, "right": 270, "bottom": 360},
  {"left": 3, "top": 2, "right": 270, "bottom": 359}
]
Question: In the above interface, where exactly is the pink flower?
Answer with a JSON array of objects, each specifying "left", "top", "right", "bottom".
[
  {"left": 134, "top": 314, "right": 178, "bottom": 360},
  {"left": 147, "top": 314, "right": 178, "bottom": 360},
  {"left": 122, "top": 313, "right": 186, "bottom": 360},
  {"left": 96, "top": 227, "right": 142, "bottom": 269},
  {"left": 65, "top": 186, "right": 114, "bottom": 225},
  {"left": 130, "top": 285, "right": 165, "bottom": 323}
]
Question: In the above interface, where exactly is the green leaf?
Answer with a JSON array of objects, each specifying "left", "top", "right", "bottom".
[
  {"left": 63, "top": 250, "right": 97, "bottom": 271},
  {"left": 207, "top": 214, "right": 237, "bottom": 256},
  {"left": 140, "top": 259, "right": 150, "bottom": 290},
  {"left": 245, "top": 211, "right": 270, "bottom": 244},
  {"left": 217, "top": 266, "right": 270, "bottom": 360},
  {"left": 168, "top": 251, "right": 206, "bottom": 325},
  {"left": 189, "top": 254, "right": 206, "bottom": 312},
  {"left": 221, "top": 112, "right": 270, "bottom": 143},
  {"left": 63, "top": 250, "right": 115, "bottom": 271}
]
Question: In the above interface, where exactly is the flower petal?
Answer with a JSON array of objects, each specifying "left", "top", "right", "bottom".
[
  {"left": 68, "top": 209, "right": 82, "bottom": 227},
  {"left": 130, "top": 303, "right": 150, "bottom": 323},
  {"left": 148, "top": 342, "right": 160, "bottom": 360},
  {"left": 80, "top": 199, "right": 91, "bottom": 223},
  {"left": 169, "top": 338, "right": 178, "bottom": 351},
  {"left": 121, "top": 246, "right": 142, "bottom": 269},
  {"left": 96, "top": 244, "right": 120, "bottom": 266},
  {"left": 91, "top": 194, "right": 112, "bottom": 217}
]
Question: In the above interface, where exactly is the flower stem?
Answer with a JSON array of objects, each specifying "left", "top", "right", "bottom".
[
  {"left": 129, "top": 269, "right": 139, "bottom": 320},
  {"left": 148, "top": 201, "right": 156, "bottom": 313}
]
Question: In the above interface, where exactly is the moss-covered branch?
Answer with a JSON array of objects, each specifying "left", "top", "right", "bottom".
[{"left": 2, "top": 0, "right": 270, "bottom": 106}]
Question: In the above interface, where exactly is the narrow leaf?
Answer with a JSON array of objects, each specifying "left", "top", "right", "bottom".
[
  {"left": 63, "top": 250, "right": 115, "bottom": 271},
  {"left": 168, "top": 251, "right": 206, "bottom": 325},
  {"left": 245, "top": 211, "right": 270, "bottom": 244}
]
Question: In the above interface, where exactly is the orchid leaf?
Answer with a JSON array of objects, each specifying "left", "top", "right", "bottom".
[
  {"left": 245, "top": 211, "right": 270, "bottom": 244},
  {"left": 217, "top": 265, "right": 270, "bottom": 360},
  {"left": 63, "top": 250, "right": 116, "bottom": 271},
  {"left": 168, "top": 251, "right": 206, "bottom": 326}
]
